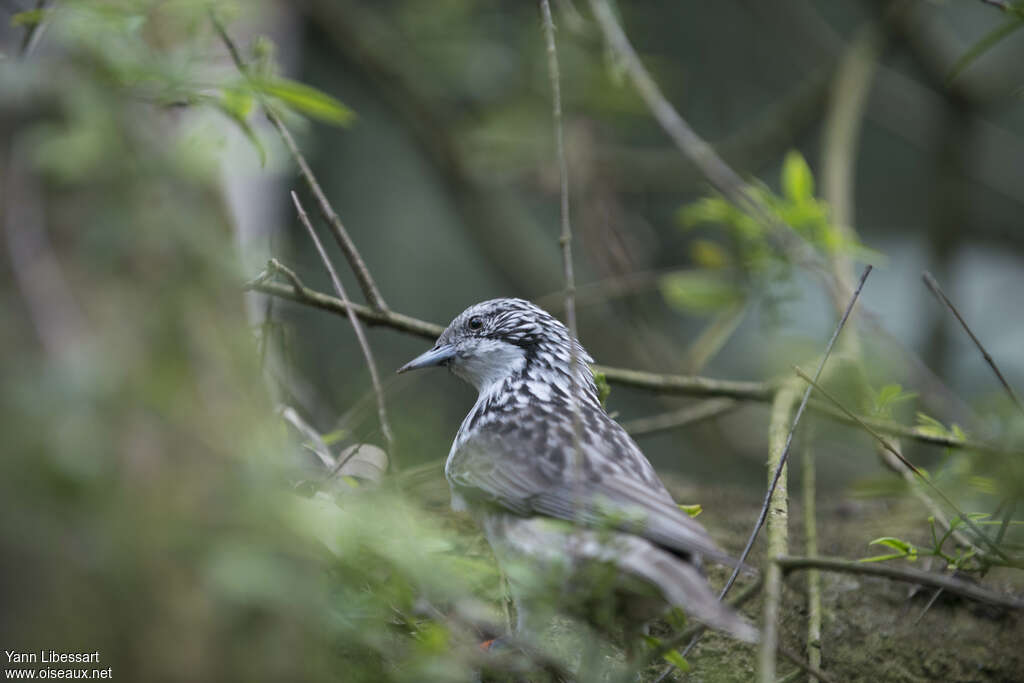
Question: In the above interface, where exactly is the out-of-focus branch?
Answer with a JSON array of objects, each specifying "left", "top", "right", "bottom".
[
  {"left": 210, "top": 12, "right": 389, "bottom": 312},
  {"left": 587, "top": 0, "right": 831, "bottom": 288},
  {"left": 777, "top": 555, "right": 1024, "bottom": 609},
  {"left": 620, "top": 398, "right": 739, "bottom": 437},
  {"left": 290, "top": 192, "right": 396, "bottom": 466}
]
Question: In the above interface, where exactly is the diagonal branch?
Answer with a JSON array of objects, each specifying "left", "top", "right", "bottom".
[
  {"left": 922, "top": 271, "right": 1024, "bottom": 417},
  {"left": 210, "top": 11, "right": 388, "bottom": 312},
  {"left": 587, "top": 0, "right": 830, "bottom": 285},
  {"left": 290, "top": 191, "right": 396, "bottom": 466}
]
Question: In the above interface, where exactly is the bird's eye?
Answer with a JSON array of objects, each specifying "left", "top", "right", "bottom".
[{"left": 468, "top": 316, "right": 484, "bottom": 330}]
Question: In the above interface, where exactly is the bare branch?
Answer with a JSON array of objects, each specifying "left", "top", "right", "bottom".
[
  {"left": 758, "top": 380, "right": 799, "bottom": 683},
  {"left": 290, "top": 191, "right": 396, "bottom": 467},
  {"left": 247, "top": 280, "right": 442, "bottom": 338},
  {"left": 620, "top": 398, "right": 739, "bottom": 437},
  {"left": 776, "top": 555, "right": 1024, "bottom": 609},
  {"left": 540, "top": 0, "right": 585, "bottom": 508},
  {"left": 247, "top": 278, "right": 1013, "bottom": 453},
  {"left": 922, "top": 271, "right": 1024, "bottom": 417},
  {"left": 210, "top": 12, "right": 389, "bottom": 312}
]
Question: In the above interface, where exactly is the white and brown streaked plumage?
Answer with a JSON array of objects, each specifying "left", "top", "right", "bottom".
[{"left": 399, "top": 298, "right": 756, "bottom": 643}]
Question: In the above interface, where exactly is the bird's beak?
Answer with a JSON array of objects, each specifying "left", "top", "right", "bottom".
[{"left": 397, "top": 343, "right": 456, "bottom": 374}]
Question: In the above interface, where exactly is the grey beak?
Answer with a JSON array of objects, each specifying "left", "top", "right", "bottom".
[{"left": 397, "top": 344, "right": 456, "bottom": 374}]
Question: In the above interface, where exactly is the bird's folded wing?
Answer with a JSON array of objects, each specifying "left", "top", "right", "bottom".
[{"left": 447, "top": 436, "right": 742, "bottom": 568}]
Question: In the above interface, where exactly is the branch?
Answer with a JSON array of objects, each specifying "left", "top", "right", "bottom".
[
  {"left": 246, "top": 280, "right": 442, "bottom": 338},
  {"left": 923, "top": 271, "right": 1024, "bottom": 417},
  {"left": 540, "top": 0, "right": 586, "bottom": 508},
  {"left": 593, "top": 364, "right": 773, "bottom": 400},
  {"left": 247, "top": 278, "right": 1016, "bottom": 455},
  {"left": 620, "top": 398, "right": 738, "bottom": 437},
  {"left": 758, "top": 381, "right": 800, "bottom": 683},
  {"left": 776, "top": 555, "right": 1024, "bottom": 610},
  {"left": 289, "top": 191, "right": 396, "bottom": 466},
  {"left": 802, "top": 440, "right": 823, "bottom": 681},
  {"left": 210, "top": 12, "right": 389, "bottom": 312}
]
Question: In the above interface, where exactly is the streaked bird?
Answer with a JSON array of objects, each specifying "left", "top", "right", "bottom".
[{"left": 399, "top": 298, "right": 756, "bottom": 647}]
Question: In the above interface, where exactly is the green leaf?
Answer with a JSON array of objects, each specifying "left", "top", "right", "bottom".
[
  {"left": 593, "top": 371, "right": 611, "bottom": 408},
  {"left": 678, "top": 503, "right": 702, "bottom": 518},
  {"left": 663, "top": 649, "right": 690, "bottom": 672},
  {"left": 869, "top": 383, "right": 917, "bottom": 418},
  {"left": 660, "top": 270, "right": 744, "bottom": 315},
  {"left": 253, "top": 77, "right": 355, "bottom": 126},
  {"left": 948, "top": 16, "right": 1024, "bottom": 84},
  {"left": 868, "top": 536, "right": 918, "bottom": 560},
  {"left": 915, "top": 412, "right": 951, "bottom": 438},
  {"left": 782, "top": 150, "right": 814, "bottom": 202}
]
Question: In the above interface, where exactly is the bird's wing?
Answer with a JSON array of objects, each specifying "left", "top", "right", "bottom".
[{"left": 447, "top": 422, "right": 741, "bottom": 568}]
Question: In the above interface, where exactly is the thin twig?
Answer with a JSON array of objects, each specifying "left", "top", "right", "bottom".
[
  {"left": 978, "top": 0, "right": 1013, "bottom": 12},
  {"left": 922, "top": 271, "right": 1024, "bottom": 417},
  {"left": 540, "top": 0, "right": 585, "bottom": 517},
  {"left": 777, "top": 644, "right": 840, "bottom": 683},
  {"left": 620, "top": 398, "right": 739, "bottom": 437},
  {"left": 247, "top": 279, "right": 442, "bottom": 337},
  {"left": 802, "top": 441, "right": 822, "bottom": 681},
  {"left": 720, "top": 267, "right": 873, "bottom": 603},
  {"left": 792, "top": 366, "right": 1011, "bottom": 562},
  {"left": 290, "top": 191, "right": 396, "bottom": 467},
  {"left": 210, "top": 11, "right": 388, "bottom": 312},
  {"left": 776, "top": 555, "right": 1024, "bottom": 609}
]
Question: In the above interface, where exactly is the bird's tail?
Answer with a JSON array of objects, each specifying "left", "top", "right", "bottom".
[{"left": 619, "top": 541, "right": 759, "bottom": 643}]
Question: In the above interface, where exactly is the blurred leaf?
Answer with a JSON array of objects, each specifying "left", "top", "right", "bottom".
[
  {"left": 782, "top": 150, "right": 814, "bottom": 203},
  {"left": 335, "top": 444, "right": 388, "bottom": 484},
  {"left": 214, "top": 87, "right": 266, "bottom": 167},
  {"left": 868, "top": 383, "right": 917, "bottom": 419},
  {"left": 690, "top": 239, "right": 731, "bottom": 269},
  {"left": 279, "top": 405, "right": 332, "bottom": 467},
  {"left": 948, "top": 16, "right": 1024, "bottom": 84},
  {"left": 683, "top": 302, "right": 746, "bottom": 373},
  {"left": 252, "top": 76, "right": 355, "bottom": 126},
  {"left": 660, "top": 270, "right": 744, "bottom": 315},
  {"left": 11, "top": 9, "right": 48, "bottom": 27}
]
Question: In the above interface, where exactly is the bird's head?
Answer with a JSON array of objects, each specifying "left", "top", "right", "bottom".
[{"left": 398, "top": 298, "right": 594, "bottom": 394}]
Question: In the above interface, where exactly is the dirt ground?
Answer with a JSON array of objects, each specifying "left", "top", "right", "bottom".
[{"left": 668, "top": 480, "right": 1024, "bottom": 683}]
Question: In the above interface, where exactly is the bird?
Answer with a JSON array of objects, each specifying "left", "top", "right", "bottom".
[{"left": 398, "top": 297, "right": 757, "bottom": 650}]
